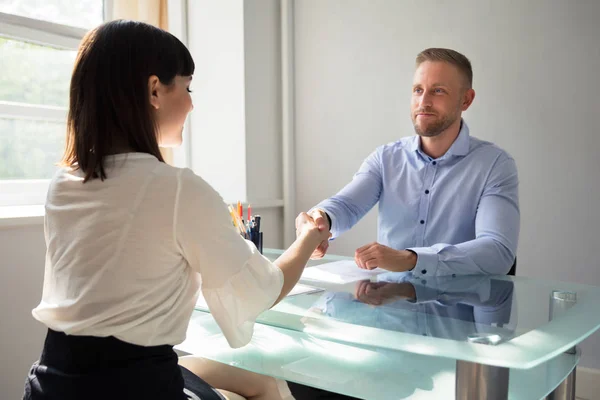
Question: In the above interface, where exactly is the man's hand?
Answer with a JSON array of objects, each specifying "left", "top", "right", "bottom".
[
  {"left": 296, "top": 209, "right": 331, "bottom": 259},
  {"left": 295, "top": 212, "right": 331, "bottom": 243},
  {"left": 354, "top": 280, "right": 416, "bottom": 306},
  {"left": 354, "top": 242, "right": 417, "bottom": 272}
]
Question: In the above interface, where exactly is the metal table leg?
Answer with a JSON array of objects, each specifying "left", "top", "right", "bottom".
[
  {"left": 546, "top": 367, "right": 576, "bottom": 400},
  {"left": 456, "top": 360, "right": 509, "bottom": 400},
  {"left": 546, "top": 290, "right": 578, "bottom": 400}
]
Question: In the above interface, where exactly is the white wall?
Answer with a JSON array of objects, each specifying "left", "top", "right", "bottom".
[
  {"left": 293, "top": 0, "right": 600, "bottom": 368},
  {"left": 244, "top": 0, "right": 283, "bottom": 205},
  {"left": 186, "top": 0, "right": 284, "bottom": 248},
  {"left": 187, "top": 0, "right": 248, "bottom": 201},
  {"left": 0, "top": 225, "right": 46, "bottom": 399},
  {"left": 243, "top": 0, "right": 284, "bottom": 250}
]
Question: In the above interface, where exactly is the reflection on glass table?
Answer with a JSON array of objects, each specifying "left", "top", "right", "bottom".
[
  {"left": 307, "top": 275, "right": 515, "bottom": 345},
  {"left": 189, "top": 249, "right": 600, "bottom": 399}
]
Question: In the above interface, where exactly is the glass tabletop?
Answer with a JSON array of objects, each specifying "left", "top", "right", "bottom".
[
  {"left": 179, "top": 312, "right": 579, "bottom": 400},
  {"left": 195, "top": 249, "right": 600, "bottom": 369}
]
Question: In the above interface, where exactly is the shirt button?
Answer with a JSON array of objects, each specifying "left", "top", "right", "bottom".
[
  {"left": 425, "top": 190, "right": 430, "bottom": 194},
  {"left": 432, "top": 161, "right": 437, "bottom": 165},
  {"left": 420, "top": 220, "right": 425, "bottom": 224},
  {"left": 421, "top": 269, "right": 427, "bottom": 274}
]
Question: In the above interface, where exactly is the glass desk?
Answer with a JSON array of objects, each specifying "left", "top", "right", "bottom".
[{"left": 177, "top": 249, "right": 600, "bottom": 399}]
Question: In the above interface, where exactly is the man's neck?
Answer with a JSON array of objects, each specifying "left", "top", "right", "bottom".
[{"left": 420, "top": 119, "right": 462, "bottom": 159}]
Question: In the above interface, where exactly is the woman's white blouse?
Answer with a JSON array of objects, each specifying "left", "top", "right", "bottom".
[{"left": 32, "top": 153, "right": 283, "bottom": 348}]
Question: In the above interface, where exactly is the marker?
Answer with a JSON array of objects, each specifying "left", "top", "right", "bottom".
[{"left": 254, "top": 215, "right": 261, "bottom": 235}]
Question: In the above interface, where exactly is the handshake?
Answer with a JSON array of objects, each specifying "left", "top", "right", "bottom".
[
  {"left": 294, "top": 209, "right": 331, "bottom": 259},
  {"left": 295, "top": 209, "right": 418, "bottom": 271}
]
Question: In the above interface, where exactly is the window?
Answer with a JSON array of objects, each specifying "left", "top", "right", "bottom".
[
  {"left": 0, "top": 1, "right": 106, "bottom": 206},
  {"left": 0, "top": 0, "right": 104, "bottom": 29}
]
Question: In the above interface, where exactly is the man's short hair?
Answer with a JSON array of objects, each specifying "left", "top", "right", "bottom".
[{"left": 416, "top": 48, "right": 473, "bottom": 88}]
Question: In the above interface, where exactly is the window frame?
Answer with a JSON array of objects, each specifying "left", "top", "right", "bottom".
[{"left": 0, "top": 7, "right": 104, "bottom": 206}]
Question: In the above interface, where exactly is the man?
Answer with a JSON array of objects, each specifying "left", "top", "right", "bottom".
[{"left": 296, "top": 48, "right": 519, "bottom": 277}]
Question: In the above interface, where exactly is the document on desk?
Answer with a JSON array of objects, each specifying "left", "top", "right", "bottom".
[
  {"left": 288, "top": 283, "right": 323, "bottom": 297},
  {"left": 301, "top": 260, "right": 385, "bottom": 284},
  {"left": 195, "top": 283, "right": 322, "bottom": 309}
]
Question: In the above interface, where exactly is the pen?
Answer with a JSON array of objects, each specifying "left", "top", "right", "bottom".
[
  {"left": 246, "top": 221, "right": 252, "bottom": 241},
  {"left": 229, "top": 204, "right": 246, "bottom": 236},
  {"left": 254, "top": 215, "right": 260, "bottom": 241},
  {"left": 254, "top": 215, "right": 261, "bottom": 234},
  {"left": 235, "top": 213, "right": 245, "bottom": 236},
  {"left": 228, "top": 204, "right": 237, "bottom": 227}
]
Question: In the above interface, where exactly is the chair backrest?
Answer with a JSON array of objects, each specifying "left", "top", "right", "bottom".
[{"left": 507, "top": 257, "right": 517, "bottom": 276}]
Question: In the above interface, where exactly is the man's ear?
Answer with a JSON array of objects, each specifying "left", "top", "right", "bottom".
[
  {"left": 461, "top": 88, "right": 475, "bottom": 111},
  {"left": 148, "top": 75, "right": 161, "bottom": 110}
]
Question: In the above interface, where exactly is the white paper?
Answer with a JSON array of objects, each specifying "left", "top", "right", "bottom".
[
  {"left": 195, "top": 284, "right": 322, "bottom": 309},
  {"left": 301, "top": 260, "right": 384, "bottom": 284},
  {"left": 287, "top": 283, "right": 323, "bottom": 297}
]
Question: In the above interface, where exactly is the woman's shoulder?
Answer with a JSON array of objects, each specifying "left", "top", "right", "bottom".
[
  {"left": 176, "top": 168, "right": 222, "bottom": 201},
  {"left": 144, "top": 163, "right": 218, "bottom": 203}
]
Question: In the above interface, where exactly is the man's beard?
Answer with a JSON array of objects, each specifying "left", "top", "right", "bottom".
[{"left": 412, "top": 109, "right": 459, "bottom": 137}]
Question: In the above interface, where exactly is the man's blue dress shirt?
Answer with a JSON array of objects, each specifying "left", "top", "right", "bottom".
[{"left": 315, "top": 121, "right": 519, "bottom": 277}]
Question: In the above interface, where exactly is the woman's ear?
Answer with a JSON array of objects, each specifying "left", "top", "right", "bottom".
[{"left": 148, "top": 75, "right": 161, "bottom": 110}]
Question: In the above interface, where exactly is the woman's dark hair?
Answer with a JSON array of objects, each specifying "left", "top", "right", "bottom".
[{"left": 62, "top": 20, "right": 195, "bottom": 181}]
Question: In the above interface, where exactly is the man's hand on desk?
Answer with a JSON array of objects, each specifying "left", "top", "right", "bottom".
[
  {"left": 354, "top": 280, "right": 416, "bottom": 306},
  {"left": 296, "top": 209, "right": 330, "bottom": 259},
  {"left": 354, "top": 243, "right": 417, "bottom": 272}
]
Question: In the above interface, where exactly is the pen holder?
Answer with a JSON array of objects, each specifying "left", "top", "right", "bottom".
[
  {"left": 229, "top": 204, "right": 262, "bottom": 254},
  {"left": 251, "top": 215, "right": 263, "bottom": 254},
  {"left": 241, "top": 214, "right": 262, "bottom": 254},
  {"left": 245, "top": 227, "right": 262, "bottom": 254},
  {"left": 252, "top": 232, "right": 263, "bottom": 254}
]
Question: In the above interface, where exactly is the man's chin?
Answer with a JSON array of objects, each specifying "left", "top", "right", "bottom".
[
  {"left": 413, "top": 123, "right": 441, "bottom": 137},
  {"left": 416, "top": 131, "right": 441, "bottom": 138}
]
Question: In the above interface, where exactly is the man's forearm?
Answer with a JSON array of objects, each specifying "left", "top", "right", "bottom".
[{"left": 409, "top": 238, "right": 515, "bottom": 277}]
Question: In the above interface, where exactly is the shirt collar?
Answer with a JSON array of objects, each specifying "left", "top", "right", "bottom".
[
  {"left": 410, "top": 119, "right": 471, "bottom": 158},
  {"left": 446, "top": 120, "right": 470, "bottom": 157},
  {"left": 409, "top": 134, "right": 420, "bottom": 153},
  {"left": 105, "top": 152, "right": 158, "bottom": 161}
]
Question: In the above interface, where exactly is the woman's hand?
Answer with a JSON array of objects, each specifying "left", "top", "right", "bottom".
[{"left": 295, "top": 212, "right": 331, "bottom": 247}]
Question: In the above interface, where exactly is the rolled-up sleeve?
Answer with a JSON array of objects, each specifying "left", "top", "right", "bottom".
[{"left": 175, "top": 169, "right": 283, "bottom": 348}]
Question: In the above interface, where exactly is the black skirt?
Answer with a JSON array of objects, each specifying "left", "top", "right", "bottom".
[{"left": 23, "top": 329, "right": 224, "bottom": 400}]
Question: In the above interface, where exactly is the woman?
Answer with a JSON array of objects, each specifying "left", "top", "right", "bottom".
[{"left": 24, "top": 20, "right": 329, "bottom": 400}]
